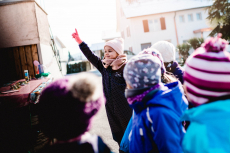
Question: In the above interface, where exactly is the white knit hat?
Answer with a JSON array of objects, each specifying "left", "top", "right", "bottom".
[
  {"left": 104, "top": 38, "right": 124, "bottom": 55},
  {"left": 151, "top": 41, "right": 175, "bottom": 62}
]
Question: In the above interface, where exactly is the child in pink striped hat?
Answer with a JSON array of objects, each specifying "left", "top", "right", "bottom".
[{"left": 181, "top": 34, "right": 230, "bottom": 153}]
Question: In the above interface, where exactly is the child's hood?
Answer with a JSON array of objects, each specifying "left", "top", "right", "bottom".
[
  {"left": 181, "top": 99, "right": 230, "bottom": 123},
  {"left": 131, "top": 81, "right": 188, "bottom": 116}
]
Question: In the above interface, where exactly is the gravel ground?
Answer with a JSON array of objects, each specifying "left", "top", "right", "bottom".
[
  {"left": 89, "top": 104, "right": 119, "bottom": 153},
  {"left": 88, "top": 71, "right": 119, "bottom": 153}
]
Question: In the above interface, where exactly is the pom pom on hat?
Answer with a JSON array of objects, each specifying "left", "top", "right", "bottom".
[
  {"left": 201, "top": 33, "right": 229, "bottom": 53},
  {"left": 104, "top": 38, "right": 124, "bottom": 55},
  {"left": 38, "top": 73, "right": 105, "bottom": 140},
  {"left": 152, "top": 41, "right": 176, "bottom": 62},
  {"left": 184, "top": 34, "right": 230, "bottom": 107}
]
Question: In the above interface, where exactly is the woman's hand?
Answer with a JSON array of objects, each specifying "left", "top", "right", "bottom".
[{"left": 72, "top": 28, "right": 83, "bottom": 44}]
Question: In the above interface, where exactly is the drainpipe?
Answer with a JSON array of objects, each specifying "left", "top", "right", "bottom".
[{"left": 174, "top": 11, "right": 179, "bottom": 45}]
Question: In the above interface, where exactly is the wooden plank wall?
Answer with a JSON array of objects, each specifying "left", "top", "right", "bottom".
[{"left": 0, "top": 44, "right": 39, "bottom": 86}]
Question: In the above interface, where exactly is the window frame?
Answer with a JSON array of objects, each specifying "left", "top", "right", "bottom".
[
  {"left": 141, "top": 43, "right": 152, "bottom": 50},
  {"left": 179, "top": 15, "right": 185, "bottom": 23},
  {"left": 126, "top": 26, "right": 131, "bottom": 37},
  {"left": 188, "top": 14, "right": 193, "bottom": 22},
  {"left": 196, "top": 13, "right": 202, "bottom": 20},
  {"left": 121, "top": 31, "right": 125, "bottom": 39}
]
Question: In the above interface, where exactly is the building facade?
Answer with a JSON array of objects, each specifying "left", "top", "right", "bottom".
[{"left": 116, "top": 0, "right": 213, "bottom": 56}]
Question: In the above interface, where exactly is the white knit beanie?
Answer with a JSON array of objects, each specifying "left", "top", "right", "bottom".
[
  {"left": 151, "top": 41, "right": 175, "bottom": 63},
  {"left": 104, "top": 38, "right": 124, "bottom": 55}
]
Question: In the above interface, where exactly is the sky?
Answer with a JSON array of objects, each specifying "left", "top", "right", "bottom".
[{"left": 43, "top": 0, "right": 117, "bottom": 55}]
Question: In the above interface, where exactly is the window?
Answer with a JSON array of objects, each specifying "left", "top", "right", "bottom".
[
  {"left": 149, "top": 19, "right": 161, "bottom": 32},
  {"left": 188, "top": 14, "right": 193, "bottom": 22},
  {"left": 143, "top": 18, "right": 166, "bottom": 33},
  {"left": 141, "top": 43, "right": 151, "bottom": 50},
  {"left": 196, "top": 13, "right": 202, "bottom": 20},
  {"left": 129, "top": 47, "right": 133, "bottom": 52},
  {"left": 160, "top": 17, "right": 166, "bottom": 30},
  {"left": 183, "top": 40, "right": 188, "bottom": 43},
  {"left": 179, "top": 15, "right": 185, "bottom": 22},
  {"left": 121, "top": 31, "right": 125, "bottom": 39},
  {"left": 126, "top": 27, "right": 131, "bottom": 37},
  {"left": 165, "top": 40, "right": 171, "bottom": 43},
  {"left": 143, "top": 20, "right": 149, "bottom": 32},
  {"left": 148, "top": 20, "right": 154, "bottom": 32},
  {"left": 153, "top": 19, "right": 161, "bottom": 31}
]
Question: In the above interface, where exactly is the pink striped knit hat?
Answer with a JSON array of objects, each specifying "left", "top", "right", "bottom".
[{"left": 184, "top": 34, "right": 230, "bottom": 106}]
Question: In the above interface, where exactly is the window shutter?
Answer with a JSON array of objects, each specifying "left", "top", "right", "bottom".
[
  {"left": 129, "top": 47, "right": 133, "bottom": 52},
  {"left": 160, "top": 17, "right": 166, "bottom": 30},
  {"left": 143, "top": 20, "right": 149, "bottom": 32}
]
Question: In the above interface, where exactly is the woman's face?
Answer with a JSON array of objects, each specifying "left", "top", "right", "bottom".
[{"left": 104, "top": 46, "right": 119, "bottom": 59}]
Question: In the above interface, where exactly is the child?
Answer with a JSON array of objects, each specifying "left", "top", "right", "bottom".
[
  {"left": 123, "top": 52, "right": 188, "bottom": 153},
  {"left": 36, "top": 73, "right": 111, "bottom": 153},
  {"left": 152, "top": 41, "right": 184, "bottom": 84},
  {"left": 182, "top": 34, "right": 230, "bottom": 152},
  {"left": 120, "top": 48, "right": 179, "bottom": 153},
  {"left": 72, "top": 29, "right": 132, "bottom": 145}
]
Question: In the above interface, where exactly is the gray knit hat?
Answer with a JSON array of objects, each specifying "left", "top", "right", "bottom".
[{"left": 124, "top": 54, "right": 161, "bottom": 89}]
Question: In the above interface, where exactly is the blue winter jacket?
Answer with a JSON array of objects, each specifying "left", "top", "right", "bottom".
[
  {"left": 129, "top": 81, "right": 188, "bottom": 153},
  {"left": 181, "top": 99, "right": 230, "bottom": 153}
]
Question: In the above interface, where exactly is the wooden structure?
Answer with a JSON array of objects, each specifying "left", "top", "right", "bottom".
[
  {"left": 0, "top": 0, "right": 62, "bottom": 86},
  {"left": 0, "top": 45, "right": 39, "bottom": 85}
]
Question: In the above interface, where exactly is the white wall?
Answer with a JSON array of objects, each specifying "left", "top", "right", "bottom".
[
  {"left": 61, "top": 62, "right": 67, "bottom": 75},
  {"left": 35, "top": 3, "right": 50, "bottom": 46},
  {"left": 39, "top": 44, "right": 63, "bottom": 78},
  {"left": 176, "top": 7, "right": 210, "bottom": 44},
  {"left": 0, "top": 2, "right": 39, "bottom": 48}
]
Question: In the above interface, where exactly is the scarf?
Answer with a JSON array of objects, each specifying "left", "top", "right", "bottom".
[
  {"left": 102, "top": 54, "right": 127, "bottom": 70},
  {"left": 126, "top": 83, "right": 163, "bottom": 105}
]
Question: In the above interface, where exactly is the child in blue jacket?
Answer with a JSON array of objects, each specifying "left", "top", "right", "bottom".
[
  {"left": 182, "top": 34, "right": 230, "bottom": 153},
  {"left": 122, "top": 49, "right": 188, "bottom": 153}
]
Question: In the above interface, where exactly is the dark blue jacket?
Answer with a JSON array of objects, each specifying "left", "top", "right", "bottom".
[
  {"left": 166, "top": 61, "right": 184, "bottom": 84},
  {"left": 79, "top": 42, "right": 132, "bottom": 142},
  {"left": 129, "top": 81, "right": 188, "bottom": 153}
]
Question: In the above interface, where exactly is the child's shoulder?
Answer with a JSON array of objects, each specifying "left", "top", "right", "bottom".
[{"left": 143, "top": 105, "right": 171, "bottom": 115}]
